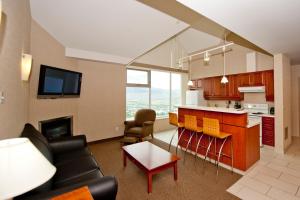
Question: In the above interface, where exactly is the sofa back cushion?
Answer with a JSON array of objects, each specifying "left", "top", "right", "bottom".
[{"left": 20, "top": 123, "right": 54, "bottom": 192}]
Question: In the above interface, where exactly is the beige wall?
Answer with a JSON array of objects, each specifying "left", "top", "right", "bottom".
[
  {"left": 190, "top": 44, "right": 273, "bottom": 79},
  {"left": 77, "top": 60, "right": 126, "bottom": 142},
  {"left": 28, "top": 20, "right": 80, "bottom": 132},
  {"left": 0, "top": 0, "right": 31, "bottom": 139},
  {"left": 274, "top": 54, "right": 292, "bottom": 153},
  {"left": 291, "top": 65, "right": 300, "bottom": 137}
]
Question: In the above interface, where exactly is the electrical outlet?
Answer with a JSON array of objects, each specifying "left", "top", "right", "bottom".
[
  {"left": 285, "top": 127, "right": 288, "bottom": 140},
  {"left": 0, "top": 91, "right": 4, "bottom": 104},
  {"left": 115, "top": 126, "right": 119, "bottom": 132}
]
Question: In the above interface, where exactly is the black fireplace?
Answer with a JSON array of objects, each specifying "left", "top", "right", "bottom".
[{"left": 39, "top": 116, "right": 73, "bottom": 141}]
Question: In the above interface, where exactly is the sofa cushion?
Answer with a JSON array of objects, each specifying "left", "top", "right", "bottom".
[
  {"left": 54, "top": 147, "right": 91, "bottom": 165},
  {"left": 53, "top": 170, "right": 104, "bottom": 188},
  {"left": 53, "top": 155, "right": 99, "bottom": 186}
]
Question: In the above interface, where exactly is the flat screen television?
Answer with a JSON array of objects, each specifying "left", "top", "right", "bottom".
[{"left": 38, "top": 65, "right": 82, "bottom": 98}]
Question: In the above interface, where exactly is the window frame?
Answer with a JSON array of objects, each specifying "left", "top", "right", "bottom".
[
  {"left": 126, "top": 68, "right": 182, "bottom": 119},
  {"left": 126, "top": 68, "right": 151, "bottom": 88}
]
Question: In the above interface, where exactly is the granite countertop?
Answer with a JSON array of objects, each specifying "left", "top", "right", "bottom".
[{"left": 178, "top": 105, "right": 247, "bottom": 114}]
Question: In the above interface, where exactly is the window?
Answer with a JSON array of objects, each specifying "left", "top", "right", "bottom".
[
  {"left": 151, "top": 71, "right": 170, "bottom": 118},
  {"left": 126, "top": 69, "right": 182, "bottom": 119},
  {"left": 126, "top": 69, "right": 149, "bottom": 86},
  {"left": 171, "top": 73, "right": 182, "bottom": 112}
]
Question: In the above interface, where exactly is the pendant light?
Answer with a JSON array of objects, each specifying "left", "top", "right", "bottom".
[
  {"left": 187, "top": 57, "right": 193, "bottom": 86},
  {"left": 221, "top": 45, "right": 229, "bottom": 84},
  {"left": 203, "top": 51, "right": 210, "bottom": 62}
]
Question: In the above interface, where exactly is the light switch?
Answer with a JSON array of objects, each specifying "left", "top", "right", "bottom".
[{"left": 0, "top": 91, "right": 5, "bottom": 104}]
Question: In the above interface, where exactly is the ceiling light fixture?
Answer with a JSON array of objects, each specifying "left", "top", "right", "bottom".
[
  {"left": 221, "top": 45, "right": 229, "bottom": 84},
  {"left": 187, "top": 57, "right": 193, "bottom": 86},
  {"left": 178, "top": 42, "right": 234, "bottom": 65},
  {"left": 203, "top": 51, "right": 210, "bottom": 62}
]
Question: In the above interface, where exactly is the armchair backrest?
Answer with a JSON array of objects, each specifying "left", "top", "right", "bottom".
[{"left": 134, "top": 109, "right": 156, "bottom": 126}]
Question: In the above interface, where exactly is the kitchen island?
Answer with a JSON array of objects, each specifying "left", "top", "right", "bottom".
[{"left": 178, "top": 105, "right": 260, "bottom": 171}]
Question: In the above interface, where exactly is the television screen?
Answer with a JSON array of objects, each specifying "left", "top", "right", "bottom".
[{"left": 38, "top": 65, "right": 82, "bottom": 98}]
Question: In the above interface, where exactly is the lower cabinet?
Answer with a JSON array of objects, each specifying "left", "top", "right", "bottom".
[{"left": 262, "top": 116, "right": 275, "bottom": 147}]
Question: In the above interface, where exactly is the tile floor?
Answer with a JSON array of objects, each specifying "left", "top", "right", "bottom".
[{"left": 154, "top": 130, "right": 300, "bottom": 200}]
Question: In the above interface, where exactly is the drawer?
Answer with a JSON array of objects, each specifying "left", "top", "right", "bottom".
[{"left": 262, "top": 117, "right": 274, "bottom": 124}]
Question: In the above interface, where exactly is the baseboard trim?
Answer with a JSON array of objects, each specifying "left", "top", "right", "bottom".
[{"left": 88, "top": 135, "right": 123, "bottom": 145}]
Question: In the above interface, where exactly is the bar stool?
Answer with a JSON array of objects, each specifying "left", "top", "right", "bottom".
[
  {"left": 179, "top": 115, "right": 203, "bottom": 162},
  {"left": 168, "top": 112, "right": 185, "bottom": 152},
  {"left": 202, "top": 117, "right": 233, "bottom": 176}
]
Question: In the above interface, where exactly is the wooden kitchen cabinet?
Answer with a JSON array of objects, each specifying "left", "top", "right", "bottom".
[
  {"left": 263, "top": 70, "right": 274, "bottom": 101},
  {"left": 262, "top": 116, "right": 275, "bottom": 147},
  {"left": 238, "top": 73, "right": 251, "bottom": 86},
  {"left": 202, "top": 78, "right": 213, "bottom": 98},
  {"left": 249, "top": 71, "right": 264, "bottom": 86},
  {"left": 196, "top": 79, "right": 202, "bottom": 88},
  {"left": 197, "top": 69, "right": 273, "bottom": 101},
  {"left": 227, "top": 75, "right": 244, "bottom": 100},
  {"left": 212, "top": 76, "right": 226, "bottom": 97}
]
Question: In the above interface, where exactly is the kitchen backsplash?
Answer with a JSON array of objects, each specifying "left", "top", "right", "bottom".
[{"left": 206, "top": 93, "right": 274, "bottom": 109}]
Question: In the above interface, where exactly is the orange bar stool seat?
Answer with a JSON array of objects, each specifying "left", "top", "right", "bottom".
[
  {"left": 177, "top": 115, "right": 203, "bottom": 162},
  {"left": 202, "top": 117, "right": 233, "bottom": 176},
  {"left": 168, "top": 112, "right": 185, "bottom": 152}
]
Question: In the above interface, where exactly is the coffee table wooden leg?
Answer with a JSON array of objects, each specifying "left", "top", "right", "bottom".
[
  {"left": 123, "top": 151, "right": 127, "bottom": 167},
  {"left": 174, "top": 162, "right": 178, "bottom": 180},
  {"left": 147, "top": 173, "right": 152, "bottom": 193}
]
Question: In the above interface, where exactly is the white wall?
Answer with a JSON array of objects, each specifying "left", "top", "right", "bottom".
[
  {"left": 291, "top": 65, "right": 300, "bottom": 137},
  {"left": 274, "top": 54, "right": 292, "bottom": 154}
]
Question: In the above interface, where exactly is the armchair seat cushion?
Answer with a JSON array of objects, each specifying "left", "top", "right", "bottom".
[
  {"left": 54, "top": 147, "right": 91, "bottom": 165},
  {"left": 53, "top": 155, "right": 99, "bottom": 186},
  {"left": 126, "top": 127, "right": 143, "bottom": 137}
]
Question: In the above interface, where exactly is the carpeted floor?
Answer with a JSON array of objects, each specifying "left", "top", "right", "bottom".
[{"left": 89, "top": 138, "right": 241, "bottom": 200}]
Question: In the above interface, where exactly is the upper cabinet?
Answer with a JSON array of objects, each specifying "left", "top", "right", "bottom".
[
  {"left": 194, "top": 70, "right": 274, "bottom": 102},
  {"left": 249, "top": 72, "right": 264, "bottom": 86},
  {"left": 238, "top": 73, "right": 251, "bottom": 86},
  {"left": 263, "top": 70, "right": 274, "bottom": 101}
]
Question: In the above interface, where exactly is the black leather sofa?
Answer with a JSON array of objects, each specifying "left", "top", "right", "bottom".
[{"left": 15, "top": 124, "right": 118, "bottom": 200}]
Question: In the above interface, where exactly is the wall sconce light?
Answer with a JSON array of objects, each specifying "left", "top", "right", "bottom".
[{"left": 21, "top": 54, "right": 32, "bottom": 81}]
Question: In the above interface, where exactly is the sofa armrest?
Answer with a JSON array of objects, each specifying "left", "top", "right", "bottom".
[
  {"left": 143, "top": 121, "right": 154, "bottom": 126},
  {"left": 124, "top": 120, "right": 135, "bottom": 131},
  {"left": 49, "top": 135, "right": 87, "bottom": 154},
  {"left": 15, "top": 176, "right": 118, "bottom": 200}
]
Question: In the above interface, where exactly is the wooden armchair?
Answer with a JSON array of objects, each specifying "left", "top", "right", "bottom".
[{"left": 124, "top": 109, "right": 156, "bottom": 141}]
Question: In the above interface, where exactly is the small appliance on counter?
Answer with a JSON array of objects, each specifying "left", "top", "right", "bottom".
[
  {"left": 234, "top": 101, "right": 242, "bottom": 109},
  {"left": 270, "top": 107, "right": 275, "bottom": 115}
]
